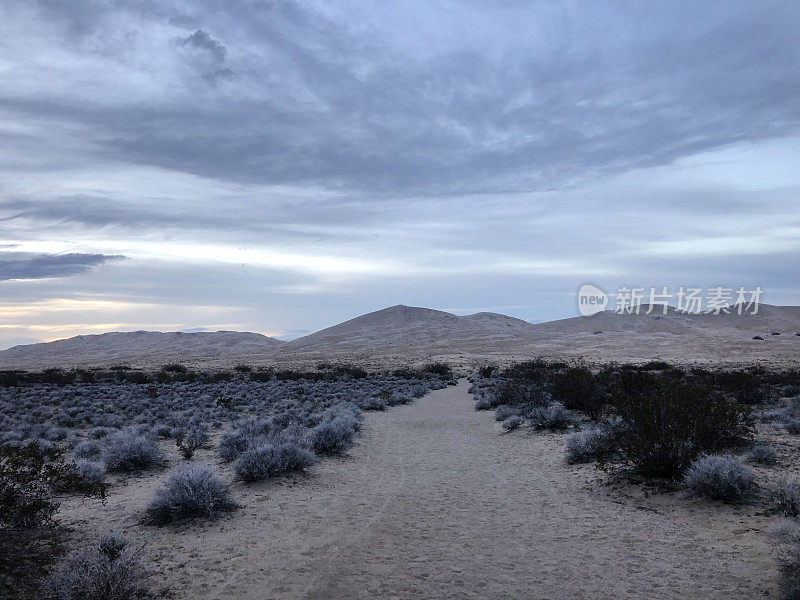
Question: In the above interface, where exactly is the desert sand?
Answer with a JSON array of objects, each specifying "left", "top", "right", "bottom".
[{"left": 58, "top": 380, "right": 779, "bottom": 599}]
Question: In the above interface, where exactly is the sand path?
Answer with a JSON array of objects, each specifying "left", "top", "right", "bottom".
[{"left": 64, "top": 379, "right": 778, "bottom": 599}]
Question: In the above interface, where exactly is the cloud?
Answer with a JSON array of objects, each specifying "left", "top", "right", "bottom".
[
  {"left": 180, "top": 29, "right": 227, "bottom": 62},
  {"left": 0, "top": 1, "right": 798, "bottom": 347},
  {"left": 0, "top": 253, "right": 123, "bottom": 281},
  {"left": 1, "top": 1, "right": 798, "bottom": 194}
]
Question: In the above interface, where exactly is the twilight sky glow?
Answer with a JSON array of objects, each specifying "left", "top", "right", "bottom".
[{"left": 1, "top": 1, "right": 799, "bottom": 347}]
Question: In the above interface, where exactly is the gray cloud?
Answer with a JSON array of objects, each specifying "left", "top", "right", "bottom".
[
  {"left": 0, "top": 1, "right": 796, "bottom": 194},
  {"left": 180, "top": 29, "right": 227, "bottom": 62},
  {"left": 0, "top": 253, "right": 123, "bottom": 281},
  {"left": 0, "top": 1, "right": 798, "bottom": 347}
]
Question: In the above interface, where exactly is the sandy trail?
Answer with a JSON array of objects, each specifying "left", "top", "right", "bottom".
[{"left": 63, "top": 379, "right": 778, "bottom": 599}]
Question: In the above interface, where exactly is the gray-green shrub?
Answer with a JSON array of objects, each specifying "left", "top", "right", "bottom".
[
  {"left": 529, "top": 404, "right": 574, "bottom": 431},
  {"left": 767, "top": 477, "right": 800, "bottom": 517},
  {"left": 747, "top": 444, "right": 778, "bottom": 466},
  {"left": 73, "top": 440, "right": 102, "bottom": 460},
  {"left": 74, "top": 460, "right": 106, "bottom": 486},
  {"left": 565, "top": 427, "right": 604, "bottom": 464},
  {"left": 495, "top": 405, "right": 519, "bottom": 422},
  {"left": 146, "top": 463, "right": 236, "bottom": 524},
  {"left": 684, "top": 454, "right": 755, "bottom": 502},
  {"left": 501, "top": 416, "right": 524, "bottom": 431},
  {"left": 308, "top": 418, "right": 356, "bottom": 455},
  {"left": 769, "top": 520, "right": 800, "bottom": 600},
  {"left": 234, "top": 442, "right": 315, "bottom": 482},
  {"left": 46, "top": 532, "right": 148, "bottom": 600},
  {"left": 102, "top": 429, "right": 163, "bottom": 473}
]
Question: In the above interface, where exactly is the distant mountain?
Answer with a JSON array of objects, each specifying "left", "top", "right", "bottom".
[
  {"left": 0, "top": 330, "right": 284, "bottom": 370},
  {"left": 0, "top": 304, "right": 798, "bottom": 370},
  {"left": 286, "top": 305, "right": 532, "bottom": 351},
  {"left": 529, "top": 304, "right": 800, "bottom": 336},
  {"left": 278, "top": 303, "right": 800, "bottom": 367}
]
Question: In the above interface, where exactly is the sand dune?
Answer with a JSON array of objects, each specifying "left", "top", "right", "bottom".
[
  {"left": 1, "top": 304, "right": 799, "bottom": 370},
  {"left": 0, "top": 330, "right": 284, "bottom": 370}
]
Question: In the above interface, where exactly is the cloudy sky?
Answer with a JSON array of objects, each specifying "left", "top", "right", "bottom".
[{"left": 1, "top": 1, "right": 799, "bottom": 347}]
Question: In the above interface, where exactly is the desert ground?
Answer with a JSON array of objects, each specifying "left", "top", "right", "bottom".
[
  {"left": 53, "top": 380, "right": 781, "bottom": 600},
  {"left": 3, "top": 305, "right": 800, "bottom": 599}
]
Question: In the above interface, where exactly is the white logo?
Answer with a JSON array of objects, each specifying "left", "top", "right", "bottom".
[{"left": 577, "top": 284, "right": 608, "bottom": 316}]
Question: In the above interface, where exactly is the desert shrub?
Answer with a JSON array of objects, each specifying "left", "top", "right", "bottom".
[
  {"left": 494, "top": 405, "right": 519, "bottom": 422},
  {"left": 495, "top": 380, "right": 544, "bottom": 408},
  {"left": 210, "top": 371, "right": 234, "bottom": 383},
  {"left": 549, "top": 365, "right": 605, "bottom": 418},
  {"left": 640, "top": 361, "right": 671, "bottom": 371},
  {"left": 410, "top": 383, "right": 428, "bottom": 398},
  {"left": 565, "top": 427, "right": 604, "bottom": 464},
  {"left": 422, "top": 362, "right": 452, "bottom": 377},
  {"left": 46, "top": 427, "right": 68, "bottom": 441},
  {"left": 500, "top": 359, "right": 553, "bottom": 382},
  {"left": 146, "top": 463, "right": 236, "bottom": 525},
  {"left": 358, "top": 396, "right": 387, "bottom": 411},
  {"left": 785, "top": 384, "right": 800, "bottom": 397},
  {"left": 529, "top": 404, "right": 574, "bottom": 431},
  {"left": 324, "top": 402, "right": 362, "bottom": 427},
  {"left": 122, "top": 371, "right": 151, "bottom": 384},
  {"left": 74, "top": 460, "right": 106, "bottom": 486},
  {"left": 478, "top": 365, "right": 496, "bottom": 378},
  {"left": 308, "top": 417, "right": 357, "bottom": 455},
  {"left": 388, "top": 392, "right": 413, "bottom": 406},
  {"left": 725, "top": 370, "right": 766, "bottom": 405},
  {"left": 175, "top": 426, "right": 208, "bottom": 460},
  {"left": 248, "top": 369, "right": 273, "bottom": 382},
  {"left": 684, "top": 454, "right": 755, "bottom": 502},
  {"left": 154, "top": 425, "right": 173, "bottom": 438},
  {"left": 45, "top": 532, "right": 148, "bottom": 600},
  {"left": 747, "top": 444, "right": 778, "bottom": 466},
  {"left": 769, "top": 521, "right": 800, "bottom": 600},
  {"left": 216, "top": 395, "right": 235, "bottom": 409},
  {"left": 219, "top": 431, "right": 251, "bottom": 462},
  {"left": 234, "top": 442, "right": 315, "bottom": 482},
  {"left": 102, "top": 430, "right": 163, "bottom": 473},
  {"left": 331, "top": 364, "right": 368, "bottom": 379},
  {"left": 73, "top": 440, "right": 103, "bottom": 460},
  {"left": 88, "top": 428, "right": 111, "bottom": 440},
  {"left": 501, "top": 416, "right": 524, "bottom": 431},
  {"left": 474, "top": 395, "right": 493, "bottom": 410},
  {"left": 762, "top": 405, "right": 795, "bottom": 424},
  {"left": 1, "top": 444, "right": 105, "bottom": 597},
  {"left": 1, "top": 442, "right": 105, "bottom": 531},
  {"left": 598, "top": 376, "right": 753, "bottom": 478},
  {"left": 767, "top": 478, "right": 800, "bottom": 517}
]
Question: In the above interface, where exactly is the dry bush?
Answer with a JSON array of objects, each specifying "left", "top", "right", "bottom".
[
  {"left": 684, "top": 454, "right": 755, "bottom": 502},
  {"left": 45, "top": 532, "right": 148, "bottom": 600},
  {"left": 597, "top": 374, "right": 753, "bottom": 478},
  {"left": 146, "top": 463, "right": 236, "bottom": 525}
]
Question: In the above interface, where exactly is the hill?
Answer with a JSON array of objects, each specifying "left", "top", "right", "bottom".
[{"left": 0, "top": 330, "right": 284, "bottom": 370}]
